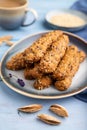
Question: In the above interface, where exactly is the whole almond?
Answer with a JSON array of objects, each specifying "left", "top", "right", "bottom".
[
  {"left": 18, "top": 104, "right": 43, "bottom": 113},
  {"left": 38, "top": 114, "right": 61, "bottom": 125},
  {"left": 50, "top": 104, "right": 68, "bottom": 117}
]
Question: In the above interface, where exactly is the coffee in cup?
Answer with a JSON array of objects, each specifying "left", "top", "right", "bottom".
[{"left": 0, "top": 0, "right": 38, "bottom": 29}]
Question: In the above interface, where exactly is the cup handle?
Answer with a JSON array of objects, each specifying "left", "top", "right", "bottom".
[{"left": 22, "top": 8, "right": 38, "bottom": 27}]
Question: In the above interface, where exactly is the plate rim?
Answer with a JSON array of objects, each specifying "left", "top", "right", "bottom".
[{"left": 0, "top": 31, "right": 87, "bottom": 99}]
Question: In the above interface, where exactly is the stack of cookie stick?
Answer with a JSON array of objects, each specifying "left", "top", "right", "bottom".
[
  {"left": 24, "top": 34, "right": 69, "bottom": 80},
  {"left": 6, "top": 30, "right": 86, "bottom": 91},
  {"left": 24, "top": 63, "right": 43, "bottom": 80},
  {"left": 33, "top": 46, "right": 86, "bottom": 90}
]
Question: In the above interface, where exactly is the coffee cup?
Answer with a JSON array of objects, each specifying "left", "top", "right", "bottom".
[{"left": 0, "top": 0, "right": 38, "bottom": 30}]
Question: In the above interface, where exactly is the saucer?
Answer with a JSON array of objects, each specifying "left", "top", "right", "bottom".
[{"left": 45, "top": 9, "right": 87, "bottom": 32}]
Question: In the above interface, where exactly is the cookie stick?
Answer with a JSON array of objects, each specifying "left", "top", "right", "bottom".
[
  {"left": 6, "top": 52, "right": 32, "bottom": 70},
  {"left": 6, "top": 52, "right": 26, "bottom": 70},
  {"left": 55, "top": 50, "right": 86, "bottom": 91},
  {"left": 39, "top": 35, "right": 69, "bottom": 73},
  {"left": 53, "top": 45, "right": 78, "bottom": 80}
]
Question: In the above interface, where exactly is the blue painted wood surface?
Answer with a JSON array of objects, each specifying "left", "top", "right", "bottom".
[{"left": 0, "top": 0, "right": 87, "bottom": 130}]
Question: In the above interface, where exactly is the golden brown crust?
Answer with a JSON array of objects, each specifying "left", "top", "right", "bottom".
[
  {"left": 6, "top": 52, "right": 26, "bottom": 70},
  {"left": 39, "top": 35, "right": 69, "bottom": 73},
  {"left": 34, "top": 76, "right": 52, "bottom": 90},
  {"left": 6, "top": 52, "right": 33, "bottom": 71},
  {"left": 24, "top": 63, "right": 42, "bottom": 80},
  {"left": 24, "top": 31, "right": 63, "bottom": 63},
  {"left": 55, "top": 77, "right": 72, "bottom": 91}
]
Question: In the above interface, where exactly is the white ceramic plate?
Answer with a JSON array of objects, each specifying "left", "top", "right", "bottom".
[
  {"left": 0, "top": 31, "right": 87, "bottom": 99},
  {"left": 45, "top": 9, "right": 87, "bottom": 32}
]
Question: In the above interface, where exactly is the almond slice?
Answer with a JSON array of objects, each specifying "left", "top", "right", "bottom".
[
  {"left": 0, "top": 36, "right": 12, "bottom": 42},
  {"left": 50, "top": 104, "right": 68, "bottom": 117},
  {"left": 0, "top": 36, "right": 13, "bottom": 46},
  {"left": 5, "top": 41, "right": 14, "bottom": 46},
  {"left": 18, "top": 104, "right": 43, "bottom": 113},
  {"left": 38, "top": 114, "right": 61, "bottom": 125}
]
